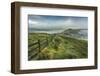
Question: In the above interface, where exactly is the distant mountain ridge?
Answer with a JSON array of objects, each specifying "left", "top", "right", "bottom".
[{"left": 62, "top": 28, "right": 88, "bottom": 40}]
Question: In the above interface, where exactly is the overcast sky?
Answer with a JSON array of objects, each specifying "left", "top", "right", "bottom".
[{"left": 28, "top": 15, "right": 88, "bottom": 34}]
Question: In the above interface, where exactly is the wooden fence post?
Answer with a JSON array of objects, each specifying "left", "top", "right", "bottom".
[
  {"left": 38, "top": 40, "right": 41, "bottom": 52},
  {"left": 46, "top": 37, "right": 48, "bottom": 45}
]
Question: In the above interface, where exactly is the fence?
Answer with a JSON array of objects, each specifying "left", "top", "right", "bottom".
[{"left": 28, "top": 38, "right": 48, "bottom": 60}]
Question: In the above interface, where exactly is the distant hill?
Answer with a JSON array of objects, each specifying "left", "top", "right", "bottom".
[{"left": 61, "top": 28, "right": 88, "bottom": 40}]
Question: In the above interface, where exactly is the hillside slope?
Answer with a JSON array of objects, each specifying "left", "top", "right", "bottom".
[
  {"left": 39, "top": 34, "right": 88, "bottom": 60},
  {"left": 28, "top": 33, "right": 88, "bottom": 60}
]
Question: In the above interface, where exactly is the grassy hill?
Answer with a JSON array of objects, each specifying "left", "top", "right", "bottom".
[{"left": 28, "top": 32, "right": 88, "bottom": 60}]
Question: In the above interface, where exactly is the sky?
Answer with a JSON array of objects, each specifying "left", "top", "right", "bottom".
[{"left": 28, "top": 15, "right": 88, "bottom": 34}]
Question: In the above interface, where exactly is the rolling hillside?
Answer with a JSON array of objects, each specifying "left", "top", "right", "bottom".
[{"left": 28, "top": 30, "right": 88, "bottom": 60}]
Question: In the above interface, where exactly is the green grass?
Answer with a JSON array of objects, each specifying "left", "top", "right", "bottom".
[
  {"left": 28, "top": 33, "right": 88, "bottom": 60},
  {"left": 28, "top": 33, "right": 49, "bottom": 45}
]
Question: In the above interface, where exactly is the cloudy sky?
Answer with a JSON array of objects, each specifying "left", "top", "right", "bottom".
[{"left": 28, "top": 15, "right": 88, "bottom": 34}]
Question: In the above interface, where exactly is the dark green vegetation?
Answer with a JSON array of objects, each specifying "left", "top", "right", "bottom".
[{"left": 28, "top": 32, "right": 88, "bottom": 60}]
